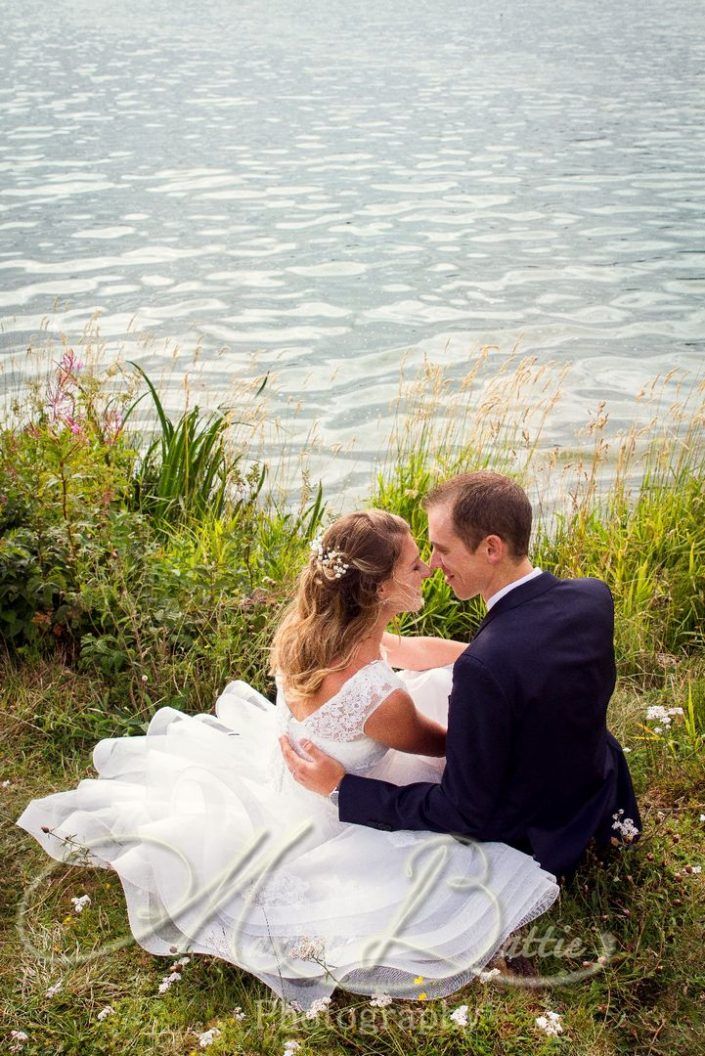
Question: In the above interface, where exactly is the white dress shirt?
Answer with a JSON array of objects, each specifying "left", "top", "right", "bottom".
[{"left": 486, "top": 567, "right": 543, "bottom": 610}]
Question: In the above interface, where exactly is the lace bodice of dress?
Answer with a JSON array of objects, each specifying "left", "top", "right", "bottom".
[{"left": 277, "top": 659, "right": 406, "bottom": 776}]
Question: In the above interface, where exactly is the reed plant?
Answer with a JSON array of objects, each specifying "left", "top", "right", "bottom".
[{"left": 126, "top": 362, "right": 266, "bottom": 529}]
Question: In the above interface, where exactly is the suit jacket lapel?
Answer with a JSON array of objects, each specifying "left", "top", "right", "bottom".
[{"left": 470, "top": 572, "right": 560, "bottom": 642}]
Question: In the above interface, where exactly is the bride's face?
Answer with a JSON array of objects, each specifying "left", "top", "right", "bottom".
[{"left": 379, "top": 532, "right": 430, "bottom": 615}]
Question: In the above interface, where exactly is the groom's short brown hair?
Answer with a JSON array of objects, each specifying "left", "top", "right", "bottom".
[{"left": 423, "top": 471, "right": 532, "bottom": 558}]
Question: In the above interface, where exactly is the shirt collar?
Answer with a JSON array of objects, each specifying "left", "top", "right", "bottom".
[{"left": 486, "top": 567, "right": 543, "bottom": 610}]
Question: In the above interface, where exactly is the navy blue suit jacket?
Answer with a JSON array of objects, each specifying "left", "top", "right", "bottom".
[{"left": 339, "top": 572, "right": 641, "bottom": 878}]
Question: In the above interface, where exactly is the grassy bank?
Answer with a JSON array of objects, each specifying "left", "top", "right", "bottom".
[{"left": 1, "top": 353, "right": 704, "bottom": 1056}]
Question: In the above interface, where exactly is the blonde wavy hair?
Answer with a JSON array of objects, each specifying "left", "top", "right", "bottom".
[{"left": 270, "top": 509, "right": 410, "bottom": 697}]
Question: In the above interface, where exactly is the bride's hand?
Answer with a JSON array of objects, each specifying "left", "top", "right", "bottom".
[{"left": 279, "top": 736, "right": 346, "bottom": 796}]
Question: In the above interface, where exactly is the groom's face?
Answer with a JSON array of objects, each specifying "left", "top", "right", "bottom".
[{"left": 427, "top": 503, "right": 486, "bottom": 601}]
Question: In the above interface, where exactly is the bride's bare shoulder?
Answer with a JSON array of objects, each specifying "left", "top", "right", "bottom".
[{"left": 284, "top": 657, "right": 381, "bottom": 719}]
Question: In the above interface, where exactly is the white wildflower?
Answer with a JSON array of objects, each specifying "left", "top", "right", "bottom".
[
  {"left": 645, "top": 705, "right": 684, "bottom": 729},
  {"left": 45, "top": 981, "right": 62, "bottom": 999},
  {"left": 158, "top": 971, "right": 182, "bottom": 994},
  {"left": 449, "top": 1004, "right": 469, "bottom": 1026},
  {"left": 283, "top": 1042, "right": 301, "bottom": 1055},
  {"left": 369, "top": 992, "right": 393, "bottom": 1007},
  {"left": 71, "top": 894, "right": 91, "bottom": 914},
  {"left": 536, "top": 1010, "right": 564, "bottom": 1036},
  {"left": 691, "top": 865, "right": 702, "bottom": 874},
  {"left": 623, "top": 747, "right": 632, "bottom": 753},
  {"left": 478, "top": 967, "right": 501, "bottom": 981},
  {"left": 611, "top": 810, "right": 640, "bottom": 841},
  {"left": 699, "top": 814, "right": 705, "bottom": 823},
  {"left": 289, "top": 936, "right": 325, "bottom": 961},
  {"left": 97, "top": 1005, "right": 114, "bottom": 1021},
  {"left": 2, "top": 779, "right": 11, "bottom": 788},
  {"left": 304, "top": 995, "right": 331, "bottom": 1019},
  {"left": 232, "top": 1005, "right": 246, "bottom": 1021},
  {"left": 9, "top": 1031, "right": 29, "bottom": 1052},
  {"left": 197, "top": 1028, "right": 221, "bottom": 1048}
]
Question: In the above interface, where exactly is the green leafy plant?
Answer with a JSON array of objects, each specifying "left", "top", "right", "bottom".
[{"left": 126, "top": 362, "right": 266, "bottom": 530}]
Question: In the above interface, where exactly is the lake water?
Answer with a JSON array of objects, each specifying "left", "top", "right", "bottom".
[{"left": 0, "top": 0, "right": 704, "bottom": 500}]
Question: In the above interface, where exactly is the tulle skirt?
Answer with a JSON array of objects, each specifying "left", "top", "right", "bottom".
[{"left": 16, "top": 667, "right": 559, "bottom": 1009}]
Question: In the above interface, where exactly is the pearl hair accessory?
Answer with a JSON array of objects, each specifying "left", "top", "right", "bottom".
[{"left": 310, "top": 535, "right": 351, "bottom": 579}]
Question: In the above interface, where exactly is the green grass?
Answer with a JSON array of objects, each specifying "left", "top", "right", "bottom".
[{"left": 1, "top": 352, "right": 704, "bottom": 1054}]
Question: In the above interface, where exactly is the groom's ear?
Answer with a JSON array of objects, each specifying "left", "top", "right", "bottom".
[{"left": 484, "top": 534, "right": 506, "bottom": 563}]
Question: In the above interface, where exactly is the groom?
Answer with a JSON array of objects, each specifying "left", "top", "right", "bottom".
[{"left": 280, "top": 471, "right": 641, "bottom": 879}]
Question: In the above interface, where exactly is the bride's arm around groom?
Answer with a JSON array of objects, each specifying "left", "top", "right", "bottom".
[{"left": 380, "top": 629, "right": 467, "bottom": 670}]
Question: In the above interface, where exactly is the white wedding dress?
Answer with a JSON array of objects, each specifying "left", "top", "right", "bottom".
[{"left": 16, "top": 661, "right": 559, "bottom": 1009}]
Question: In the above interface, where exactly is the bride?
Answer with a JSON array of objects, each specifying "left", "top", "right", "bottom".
[{"left": 16, "top": 509, "right": 559, "bottom": 1009}]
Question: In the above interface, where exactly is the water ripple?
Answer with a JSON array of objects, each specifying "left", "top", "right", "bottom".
[{"left": 0, "top": 0, "right": 703, "bottom": 497}]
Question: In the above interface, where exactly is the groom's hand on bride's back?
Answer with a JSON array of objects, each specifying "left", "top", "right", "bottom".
[{"left": 279, "top": 736, "right": 346, "bottom": 796}]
